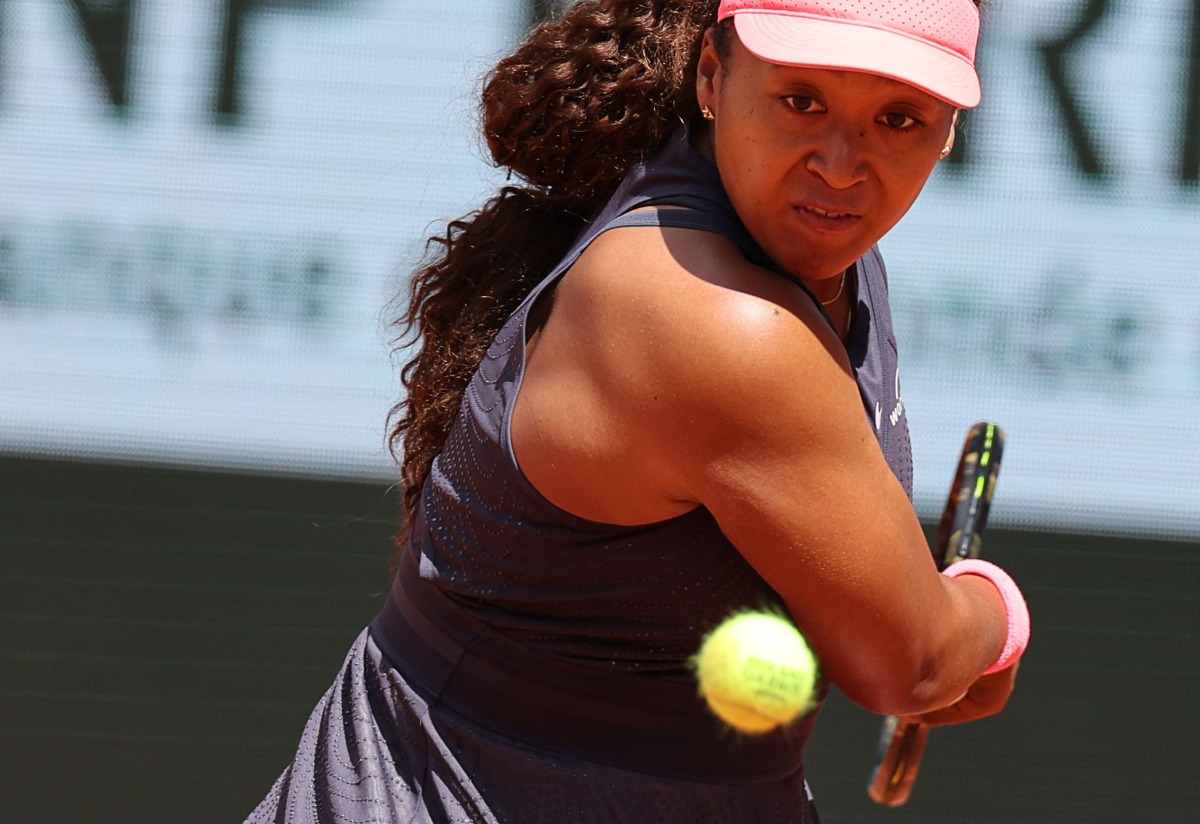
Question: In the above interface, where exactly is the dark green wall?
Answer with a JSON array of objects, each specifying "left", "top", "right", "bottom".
[{"left": 2, "top": 456, "right": 1196, "bottom": 822}]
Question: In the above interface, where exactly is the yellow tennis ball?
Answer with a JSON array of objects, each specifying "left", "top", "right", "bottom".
[{"left": 694, "top": 611, "right": 818, "bottom": 734}]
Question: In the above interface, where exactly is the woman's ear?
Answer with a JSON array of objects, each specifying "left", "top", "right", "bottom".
[
  {"left": 695, "top": 28, "right": 722, "bottom": 117},
  {"left": 942, "top": 110, "right": 960, "bottom": 156}
]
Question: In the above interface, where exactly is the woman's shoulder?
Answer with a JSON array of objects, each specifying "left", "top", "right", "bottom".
[
  {"left": 514, "top": 217, "right": 862, "bottom": 525},
  {"left": 560, "top": 219, "right": 847, "bottom": 392}
]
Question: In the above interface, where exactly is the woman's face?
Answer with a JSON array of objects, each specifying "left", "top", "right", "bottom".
[{"left": 696, "top": 30, "right": 957, "bottom": 285}]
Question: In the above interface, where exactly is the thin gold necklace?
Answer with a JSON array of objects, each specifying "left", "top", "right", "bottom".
[{"left": 820, "top": 271, "right": 847, "bottom": 306}]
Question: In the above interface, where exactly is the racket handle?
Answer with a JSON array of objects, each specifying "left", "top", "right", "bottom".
[{"left": 867, "top": 716, "right": 930, "bottom": 807}]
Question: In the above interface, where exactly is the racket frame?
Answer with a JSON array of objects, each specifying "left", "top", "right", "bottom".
[{"left": 866, "top": 421, "right": 1006, "bottom": 807}]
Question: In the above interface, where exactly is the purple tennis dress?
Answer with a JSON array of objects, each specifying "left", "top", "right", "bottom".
[{"left": 246, "top": 128, "right": 913, "bottom": 823}]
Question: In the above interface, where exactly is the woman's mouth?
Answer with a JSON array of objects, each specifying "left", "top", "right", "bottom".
[{"left": 796, "top": 204, "right": 861, "bottom": 231}]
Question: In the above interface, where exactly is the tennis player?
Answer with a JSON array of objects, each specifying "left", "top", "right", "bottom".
[{"left": 247, "top": 1, "right": 1029, "bottom": 821}]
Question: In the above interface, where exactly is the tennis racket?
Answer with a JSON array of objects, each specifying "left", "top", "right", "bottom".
[{"left": 867, "top": 421, "right": 1006, "bottom": 807}]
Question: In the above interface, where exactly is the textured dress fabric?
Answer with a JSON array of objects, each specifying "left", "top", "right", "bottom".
[{"left": 246, "top": 128, "right": 912, "bottom": 824}]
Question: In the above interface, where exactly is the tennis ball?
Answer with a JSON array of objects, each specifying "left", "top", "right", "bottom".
[{"left": 694, "top": 611, "right": 818, "bottom": 734}]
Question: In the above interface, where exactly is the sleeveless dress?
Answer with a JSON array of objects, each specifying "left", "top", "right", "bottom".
[{"left": 246, "top": 128, "right": 912, "bottom": 824}]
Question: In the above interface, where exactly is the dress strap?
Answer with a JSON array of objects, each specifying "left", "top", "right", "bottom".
[{"left": 603, "top": 200, "right": 762, "bottom": 263}]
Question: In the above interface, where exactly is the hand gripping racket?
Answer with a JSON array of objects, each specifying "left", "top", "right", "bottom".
[{"left": 867, "top": 421, "right": 1006, "bottom": 807}]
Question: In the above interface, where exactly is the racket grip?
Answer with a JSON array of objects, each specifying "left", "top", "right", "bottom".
[{"left": 867, "top": 717, "right": 930, "bottom": 807}]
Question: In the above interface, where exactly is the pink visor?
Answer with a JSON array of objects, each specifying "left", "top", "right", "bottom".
[{"left": 717, "top": 0, "right": 981, "bottom": 108}]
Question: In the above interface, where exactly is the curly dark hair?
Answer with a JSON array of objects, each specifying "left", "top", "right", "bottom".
[{"left": 387, "top": 0, "right": 724, "bottom": 557}]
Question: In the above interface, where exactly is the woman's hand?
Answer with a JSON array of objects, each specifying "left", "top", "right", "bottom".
[{"left": 906, "top": 662, "right": 1020, "bottom": 727}]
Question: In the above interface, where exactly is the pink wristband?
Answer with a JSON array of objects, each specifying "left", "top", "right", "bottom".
[{"left": 943, "top": 559, "right": 1030, "bottom": 675}]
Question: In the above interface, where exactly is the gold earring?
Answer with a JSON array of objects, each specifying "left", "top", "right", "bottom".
[
  {"left": 939, "top": 146, "right": 952, "bottom": 159},
  {"left": 701, "top": 106, "right": 715, "bottom": 121}
]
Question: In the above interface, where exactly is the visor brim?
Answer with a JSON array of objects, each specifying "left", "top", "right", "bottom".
[{"left": 733, "top": 13, "right": 981, "bottom": 109}]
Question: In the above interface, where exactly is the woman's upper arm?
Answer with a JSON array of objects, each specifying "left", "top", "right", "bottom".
[{"left": 634, "top": 258, "right": 1004, "bottom": 715}]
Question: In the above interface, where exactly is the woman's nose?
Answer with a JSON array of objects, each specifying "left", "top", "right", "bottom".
[{"left": 804, "top": 127, "right": 869, "bottom": 189}]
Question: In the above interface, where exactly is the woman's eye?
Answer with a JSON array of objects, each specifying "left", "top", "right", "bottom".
[
  {"left": 785, "top": 96, "right": 823, "bottom": 114},
  {"left": 881, "top": 112, "right": 920, "bottom": 130}
]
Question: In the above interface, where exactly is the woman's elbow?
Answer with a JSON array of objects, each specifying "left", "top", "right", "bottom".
[{"left": 834, "top": 655, "right": 973, "bottom": 717}]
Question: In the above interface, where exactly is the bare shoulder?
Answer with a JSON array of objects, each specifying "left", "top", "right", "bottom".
[
  {"left": 559, "top": 222, "right": 849, "bottom": 400},
  {"left": 563, "top": 222, "right": 865, "bottom": 454},
  {"left": 513, "top": 219, "right": 858, "bottom": 524},
  {"left": 522, "top": 219, "right": 871, "bottom": 510}
]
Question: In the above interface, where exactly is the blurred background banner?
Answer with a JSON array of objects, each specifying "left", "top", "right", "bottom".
[
  {"left": 2, "top": 0, "right": 1199, "bottom": 538},
  {"left": 1, "top": 0, "right": 518, "bottom": 478},
  {"left": 2, "top": 2, "right": 1198, "bottom": 823}
]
